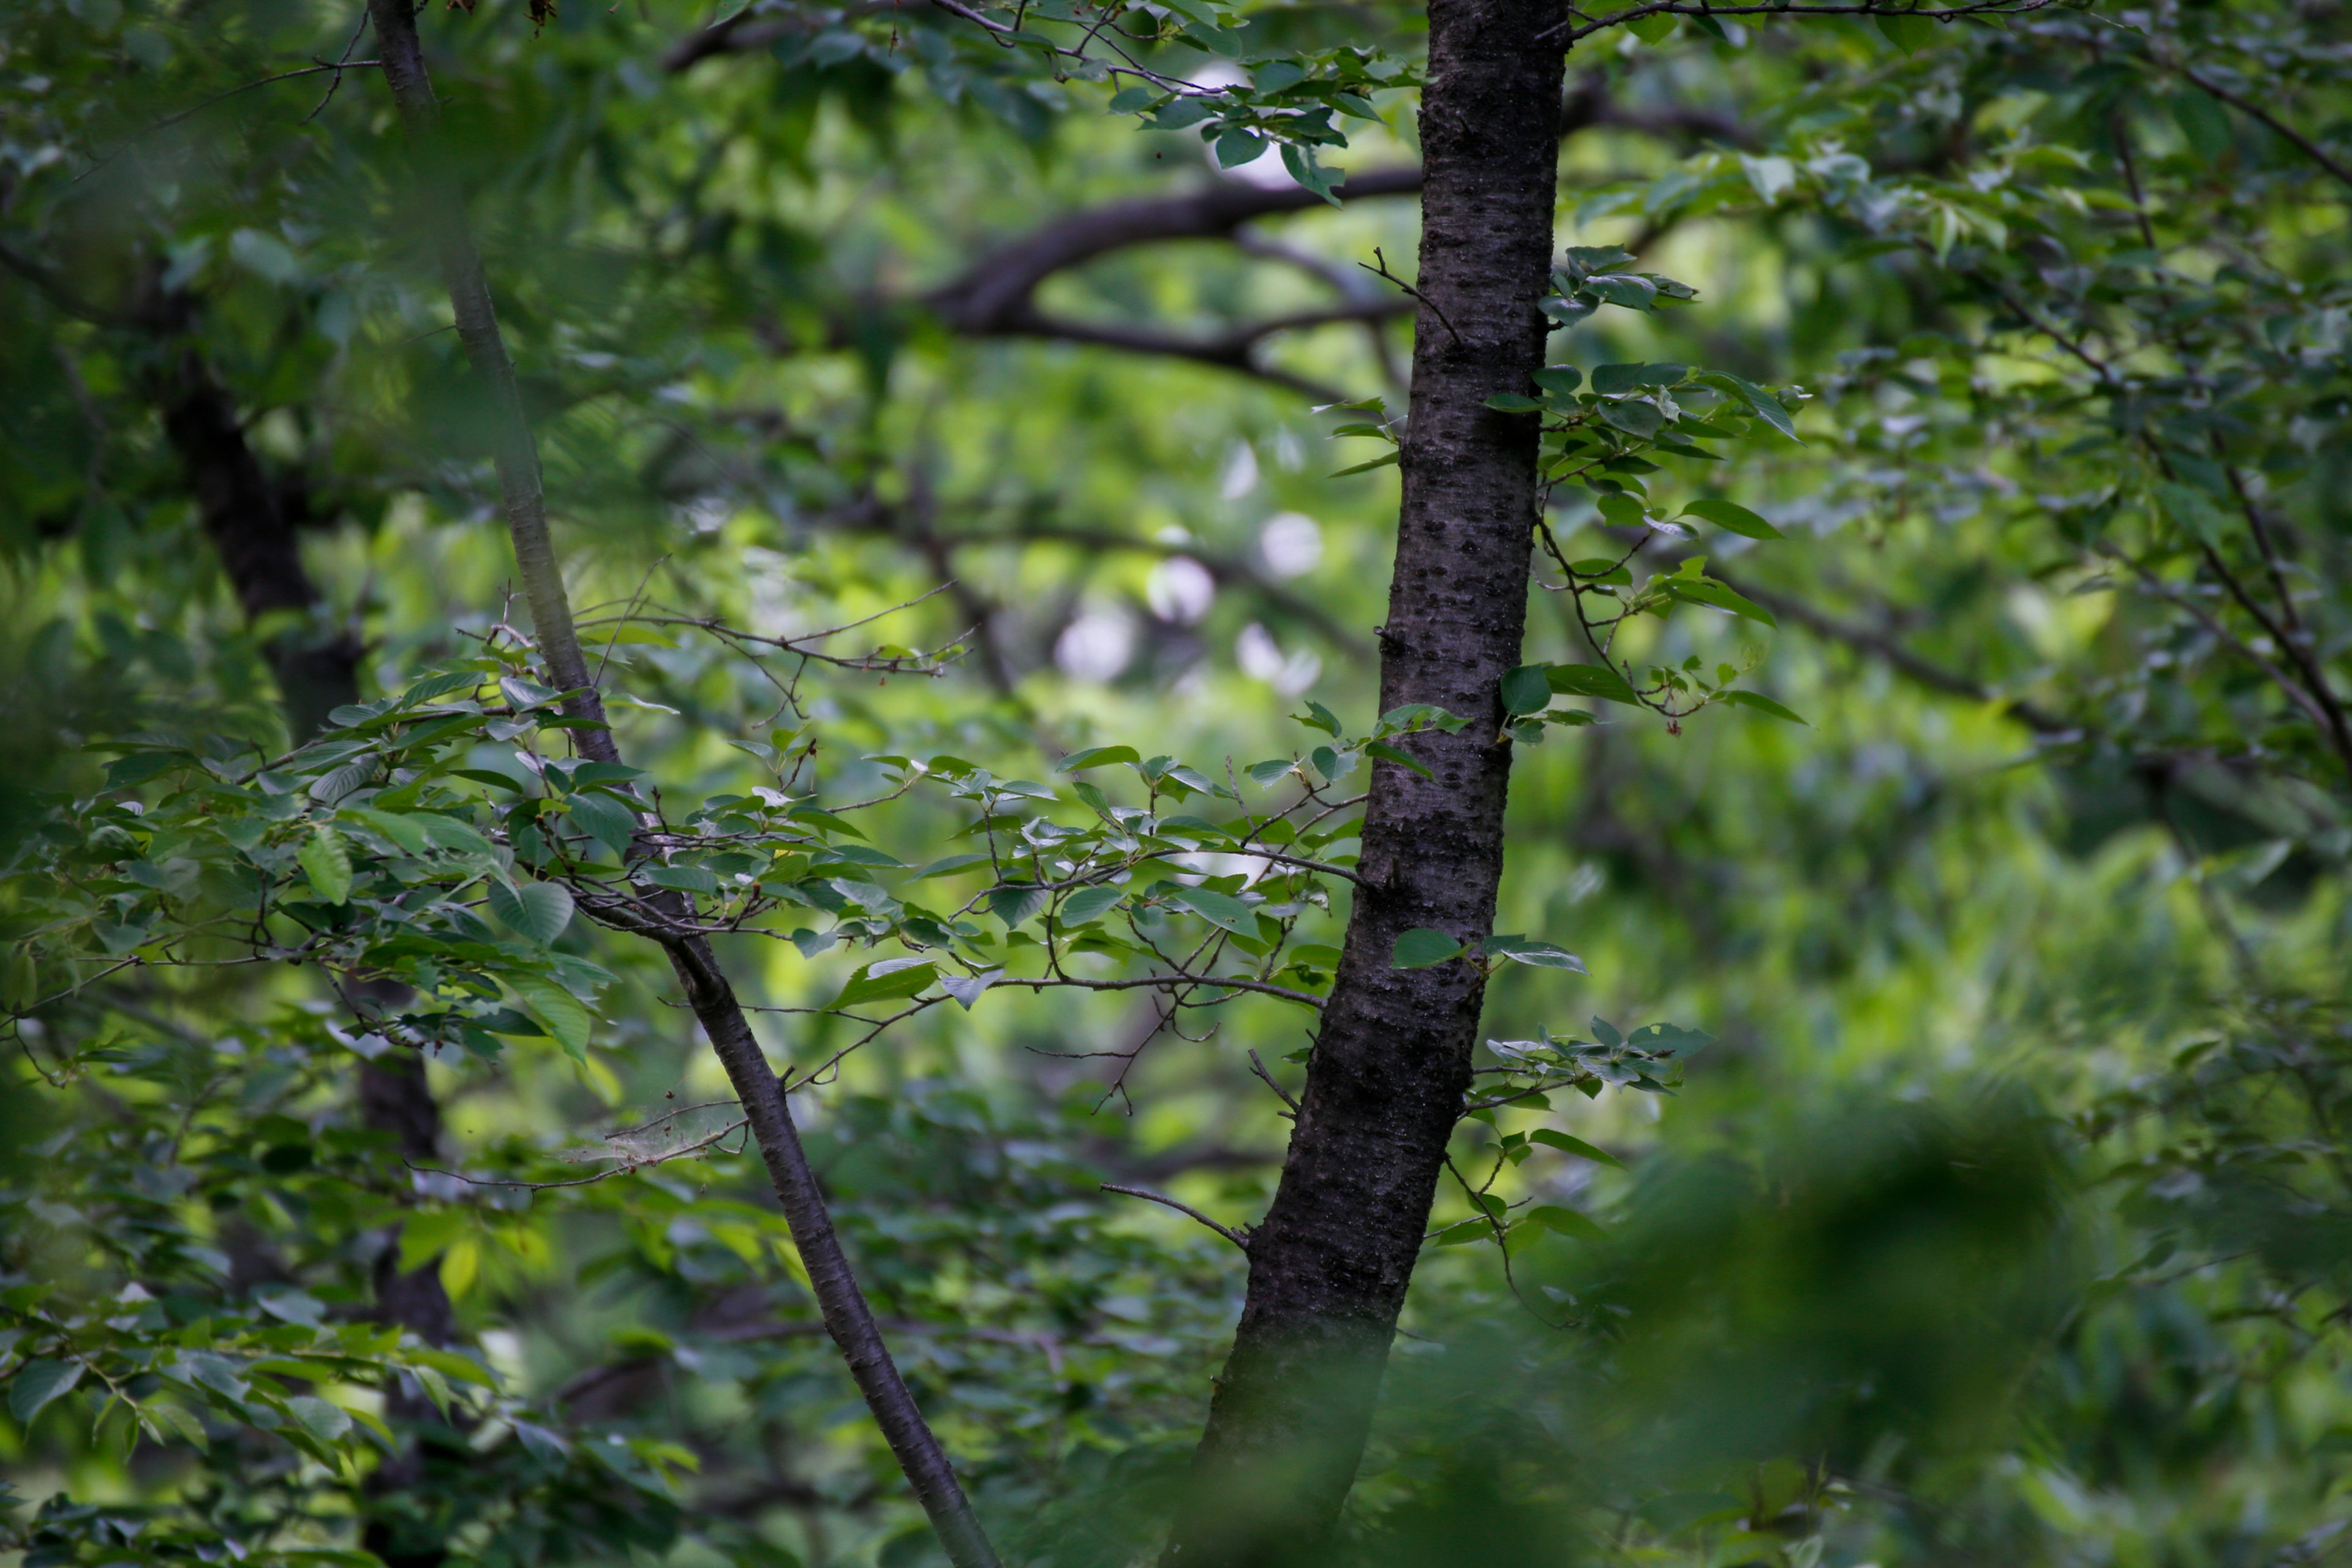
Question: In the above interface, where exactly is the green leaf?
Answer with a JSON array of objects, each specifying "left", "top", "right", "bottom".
[
  {"left": 1721, "top": 690, "right": 1810, "bottom": 725},
  {"left": 1527, "top": 1205, "right": 1607, "bottom": 1240},
  {"left": 1680, "top": 498, "right": 1784, "bottom": 540},
  {"left": 566, "top": 793, "right": 638, "bottom": 857},
  {"left": 1692, "top": 371, "right": 1800, "bottom": 442},
  {"left": 1058, "top": 884, "right": 1126, "bottom": 926},
  {"left": 1168, "top": 884, "right": 1258, "bottom": 936},
  {"left": 1533, "top": 365, "right": 1583, "bottom": 396},
  {"left": 988, "top": 884, "right": 1050, "bottom": 925},
  {"left": 831, "top": 959, "right": 937, "bottom": 1011},
  {"left": 1545, "top": 662, "right": 1643, "bottom": 706},
  {"left": 9, "top": 1359, "right": 83, "bottom": 1422},
  {"left": 513, "top": 977, "right": 594, "bottom": 1060},
  {"left": 1596, "top": 492, "right": 1648, "bottom": 529},
  {"left": 1664, "top": 576, "right": 1778, "bottom": 627},
  {"left": 298, "top": 826, "right": 353, "bottom": 906},
  {"left": 1330, "top": 450, "right": 1401, "bottom": 478},
  {"left": 1392, "top": 928, "right": 1465, "bottom": 968},
  {"left": 1585, "top": 274, "right": 1657, "bottom": 311},
  {"left": 1058, "top": 745, "right": 1140, "bottom": 772},
  {"left": 2156, "top": 481, "right": 2231, "bottom": 547},
  {"left": 488, "top": 878, "right": 574, "bottom": 945},
  {"left": 1875, "top": 12, "right": 1935, "bottom": 53},
  {"left": 1362, "top": 740, "right": 1433, "bottom": 779},
  {"left": 1484, "top": 393, "right": 1546, "bottom": 413},
  {"left": 1501, "top": 666, "right": 1553, "bottom": 716},
  {"left": 1599, "top": 399, "right": 1664, "bottom": 438},
  {"left": 1528, "top": 1128, "right": 1626, "bottom": 1169},
  {"left": 912, "top": 853, "right": 993, "bottom": 880},
  {"left": 286, "top": 1395, "right": 352, "bottom": 1445}
]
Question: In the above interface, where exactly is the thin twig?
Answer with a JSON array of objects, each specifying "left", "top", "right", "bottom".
[
  {"left": 1099, "top": 1183, "right": 1251, "bottom": 1251},
  {"left": 1246, "top": 1048, "right": 1301, "bottom": 1114}
]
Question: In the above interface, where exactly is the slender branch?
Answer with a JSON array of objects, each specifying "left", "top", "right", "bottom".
[
  {"left": 1547, "top": 0, "right": 2060, "bottom": 47},
  {"left": 75, "top": 61, "right": 382, "bottom": 184},
  {"left": 360, "top": 10, "right": 999, "bottom": 1565},
  {"left": 1246, "top": 1049, "right": 1301, "bottom": 1114},
  {"left": 1099, "top": 1183, "right": 1251, "bottom": 1251},
  {"left": 2176, "top": 64, "right": 2352, "bottom": 195}
]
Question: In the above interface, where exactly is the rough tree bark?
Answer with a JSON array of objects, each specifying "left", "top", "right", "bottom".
[
  {"left": 1164, "top": 0, "right": 1568, "bottom": 1559},
  {"left": 362, "top": 9, "right": 1000, "bottom": 1564}
]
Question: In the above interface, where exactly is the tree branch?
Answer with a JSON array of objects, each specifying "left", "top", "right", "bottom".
[{"left": 361, "top": 9, "right": 1000, "bottom": 1565}]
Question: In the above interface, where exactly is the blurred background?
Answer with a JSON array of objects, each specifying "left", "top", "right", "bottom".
[{"left": 4, "top": 0, "right": 2350, "bottom": 1563}]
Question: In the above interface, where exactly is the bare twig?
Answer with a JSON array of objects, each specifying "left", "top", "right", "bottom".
[{"left": 1100, "top": 1183, "right": 1251, "bottom": 1251}]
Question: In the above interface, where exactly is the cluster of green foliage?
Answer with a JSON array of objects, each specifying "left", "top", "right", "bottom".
[{"left": 4, "top": 0, "right": 2352, "bottom": 1562}]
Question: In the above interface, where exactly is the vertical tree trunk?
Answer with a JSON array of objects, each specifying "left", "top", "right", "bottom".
[{"left": 1164, "top": 1, "right": 1567, "bottom": 1559}]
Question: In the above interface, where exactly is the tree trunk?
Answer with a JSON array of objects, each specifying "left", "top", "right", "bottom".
[{"left": 1164, "top": 1, "right": 1567, "bottom": 1559}]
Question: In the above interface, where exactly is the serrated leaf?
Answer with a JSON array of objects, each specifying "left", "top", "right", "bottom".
[
  {"left": 9, "top": 1359, "right": 83, "bottom": 1422},
  {"left": 1392, "top": 928, "right": 1465, "bottom": 968},
  {"left": 298, "top": 826, "right": 353, "bottom": 905},
  {"left": 488, "top": 878, "right": 573, "bottom": 944},
  {"left": 513, "top": 977, "right": 594, "bottom": 1060}
]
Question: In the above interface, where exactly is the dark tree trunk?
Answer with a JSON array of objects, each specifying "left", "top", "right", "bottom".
[
  {"left": 156, "top": 348, "right": 360, "bottom": 742},
  {"left": 1164, "top": 1, "right": 1567, "bottom": 1559}
]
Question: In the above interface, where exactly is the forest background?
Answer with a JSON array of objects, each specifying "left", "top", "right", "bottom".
[{"left": 2, "top": 0, "right": 2350, "bottom": 1564}]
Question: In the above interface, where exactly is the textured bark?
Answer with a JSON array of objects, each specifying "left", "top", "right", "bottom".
[
  {"left": 1164, "top": 1, "right": 1567, "bottom": 1560},
  {"left": 364, "top": 10, "right": 998, "bottom": 1562}
]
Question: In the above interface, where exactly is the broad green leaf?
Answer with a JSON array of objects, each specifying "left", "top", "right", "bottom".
[
  {"left": 298, "top": 826, "right": 353, "bottom": 905},
  {"left": 513, "top": 977, "right": 594, "bottom": 1060},
  {"left": 1484, "top": 393, "right": 1545, "bottom": 413},
  {"left": 1058, "top": 884, "right": 1127, "bottom": 926},
  {"left": 1501, "top": 665, "right": 1554, "bottom": 717},
  {"left": 9, "top": 1359, "right": 83, "bottom": 1422},
  {"left": 1527, "top": 1204, "right": 1606, "bottom": 1240},
  {"left": 489, "top": 878, "right": 574, "bottom": 944},
  {"left": 1721, "top": 690, "right": 1810, "bottom": 725},
  {"left": 1876, "top": 12, "right": 1935, "bottom": 52},
  {"left": 1664, "top": 576, "right": 1778, "bottom": 627},
  {"left": 1168, "top": 884, "right": 1257, "bottom": 936},
  {"left": 1392, "top": 928, "right": 1464, "bottom": 968},
  {"left": 832, "top": 959, "right": 937, "bottom": 1011},
  {"left": 1680, "top": 498, "right": 1784, "bottom": 540},
  {"left": 1058, "top": 745, "right": 1139, "bottom": 771},
  {"left": 1545, "top": 662, "right": 1643, "bottom": 706},
  {"left": 1528, "top": 1129, "right": 1627, "bottom": 1169},
  {"left": 1330, "top": 450, "right": 1401, "bottom": 478}
]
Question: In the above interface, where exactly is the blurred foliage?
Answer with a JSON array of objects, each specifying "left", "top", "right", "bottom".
[{"left": 4, "top": 0, "right": 2352, "bottom": 1562}]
